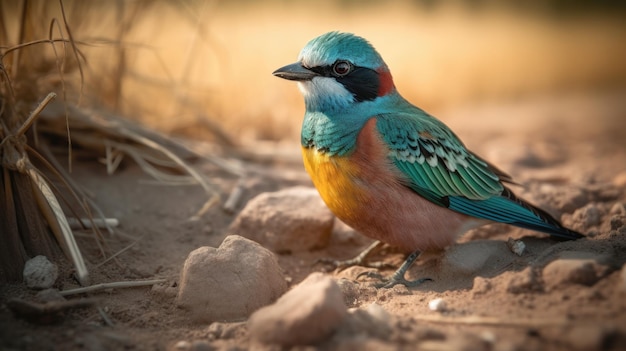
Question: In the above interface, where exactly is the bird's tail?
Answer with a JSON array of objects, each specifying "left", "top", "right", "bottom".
[
  {"left": 447, "top": 187, "right": 584, "bottom": 241},
  {"left": 500, "top": 187, "right": 584, "bottom": 240}
]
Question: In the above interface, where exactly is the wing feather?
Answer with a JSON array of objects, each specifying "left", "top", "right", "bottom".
[{"left": 374, "top": 111, "right": 583, "bottom": 240}]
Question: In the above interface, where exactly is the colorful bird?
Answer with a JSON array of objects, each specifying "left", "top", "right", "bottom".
[{"left": 273, "top": 31, "right": 583, "bottom": 287}]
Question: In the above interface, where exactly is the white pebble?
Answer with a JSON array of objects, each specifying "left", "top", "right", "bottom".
[
  {"left": 507, "top": 238, "right": 526, "bottom": 256},
  {"left": 173, "top": 340, "right": 191, "bottom": 350},
  {"left": 23, "top": 255, "right": 58, "bottom": 289},
  {"left": 428, "top": 298, "right": 447, "bottom": 312}
]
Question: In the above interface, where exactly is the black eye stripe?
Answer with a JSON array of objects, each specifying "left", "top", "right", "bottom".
[
  {"left": 306, "top": 61, "right": 381, "bottom": 102},
  {"left": 308, "top": 61, "right": 359, "bottom": 78}
]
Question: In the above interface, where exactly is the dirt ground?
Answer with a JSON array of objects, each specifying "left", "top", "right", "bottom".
[{"left": 1, "top": 90, "right": 626, "bottom": 350}]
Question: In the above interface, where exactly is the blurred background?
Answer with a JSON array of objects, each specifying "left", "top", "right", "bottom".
[{"left": 2, "top": 0, "right": 625, "bottom": 145}]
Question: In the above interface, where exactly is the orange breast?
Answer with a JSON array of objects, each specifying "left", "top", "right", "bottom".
[{"left": 301, "top": 147, "right": 369, "bottom": 224}]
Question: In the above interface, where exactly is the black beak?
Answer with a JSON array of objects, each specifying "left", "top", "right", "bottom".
[{"left": 273, "top": 62, "right": 318, "bottom": 81}]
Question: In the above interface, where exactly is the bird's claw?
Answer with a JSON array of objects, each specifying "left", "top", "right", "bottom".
[
  {"left": 314, "top": 257, "right": 392, "bottom": 272},
  {"left": 356, "top": 270, "right": 432, "bottom": 288}
]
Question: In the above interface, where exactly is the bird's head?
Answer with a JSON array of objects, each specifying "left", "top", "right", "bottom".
[{"left": 273, "top": 32, "right": 396, "bottom": 113}]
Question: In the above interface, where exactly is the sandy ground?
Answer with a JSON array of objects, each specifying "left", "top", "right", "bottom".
[{"left": 1, "top": 91, "right": 626, "bottom": 350}]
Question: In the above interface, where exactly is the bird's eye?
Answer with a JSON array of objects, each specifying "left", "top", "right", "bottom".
[{"left": 332, "top": 61, "right": 352, "bottom": 77}]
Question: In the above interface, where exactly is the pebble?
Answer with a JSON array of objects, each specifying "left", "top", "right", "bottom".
[
  {"left": 428, "top": 298, "right": 447, "bottom": 312},
  {"left": 248, "top": 272, "right": 347, "bottom": 347},
  {"left": 176, "top": 235, "right": 287, "bottom": 323},
  {"left": 620, "top": 264, "right": 626, "bottom": 291},
  {"left": 229, "top": 186, "right": 334, "bottom": 253},
  {"left": 172, "top": 340, "right": 191, "bottom": 351},
  {"left": 23, "top": 255, "right": 58, "bottom": 289},
  {"left": 506, "top": 238, "right": 526, "bottom": 256}
]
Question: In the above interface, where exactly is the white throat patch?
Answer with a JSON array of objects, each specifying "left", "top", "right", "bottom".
[{"left": 298, "top": 76, "right": 354, "bottom": 110}]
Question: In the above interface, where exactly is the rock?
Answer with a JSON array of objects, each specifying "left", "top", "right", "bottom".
[
  {"left": 248, "top": 272, "right": 347, "bottom": 347},
  {"left": 176, "top": 235, "right": 287, "bottom": 323},
  {"left": 229, "top": 186, "right": 334, "bottom": 253},
  {"left": 23, "top": 255, "right": 58, "bottom": 289},
  {"left": 542, "top": 252, "right": 609, "bottom": 290}
]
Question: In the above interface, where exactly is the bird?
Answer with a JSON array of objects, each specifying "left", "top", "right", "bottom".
[{"left": 272, "top": 31, "right": 583, "bottom": 287}]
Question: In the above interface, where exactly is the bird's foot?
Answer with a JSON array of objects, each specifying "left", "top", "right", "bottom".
[
  {"left": 315, "top": 241, "right": 393, "bottom": 272},
  {"left": 356, "top": 250, "right": 432, "bottom": 288}
]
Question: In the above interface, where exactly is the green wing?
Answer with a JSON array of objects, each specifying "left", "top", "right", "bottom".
[
  {"left": 376, "top": 112, "right": 506, "bottom": 206},
  {"left": 375, "top": 112, "right": 583, "bottom": 240}
]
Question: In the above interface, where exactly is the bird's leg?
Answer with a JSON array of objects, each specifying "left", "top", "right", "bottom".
[
  {"left": 316, "top": 240, "right": 392, "bottom": 271},
  {"left": 358, "top": 250, "right": 432, "bottom": 288}
]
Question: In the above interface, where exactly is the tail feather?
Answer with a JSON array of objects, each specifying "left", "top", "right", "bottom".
[{"left": 447, "top": 186, "right": 584, "bottom": 241}]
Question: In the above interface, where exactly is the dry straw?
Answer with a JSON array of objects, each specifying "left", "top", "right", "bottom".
[{"left": 1, "top": 1, "right": 238, "bottom": 284}]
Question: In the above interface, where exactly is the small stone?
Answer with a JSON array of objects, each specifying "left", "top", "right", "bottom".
[
  {"left": 176, "top": 235, "right": 287, "bottom": 323},
  {"left": 172, "top": 340, "right": 191, "bottom": 351},
  {"left": 229, "top": 187, "right": 334, "bottom": 253},
  {"left": 248, "top": 272, "right": 347, "bottom": 347},
  {"left": 542, "top": 252, "right": 609, "bottom": 290},
  {"left": 506, "top": 238, "right": 526, "bottom": 256},
  {"left": 428, "top": 298, "right": 447, "bottom": 312},
  {"left": 23, "top": 255, "right": 58, "bottom": 289}
]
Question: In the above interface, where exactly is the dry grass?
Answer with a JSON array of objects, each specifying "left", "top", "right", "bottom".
[{"left": 0, "top": 0, "right": 234, "bottom": 283}]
